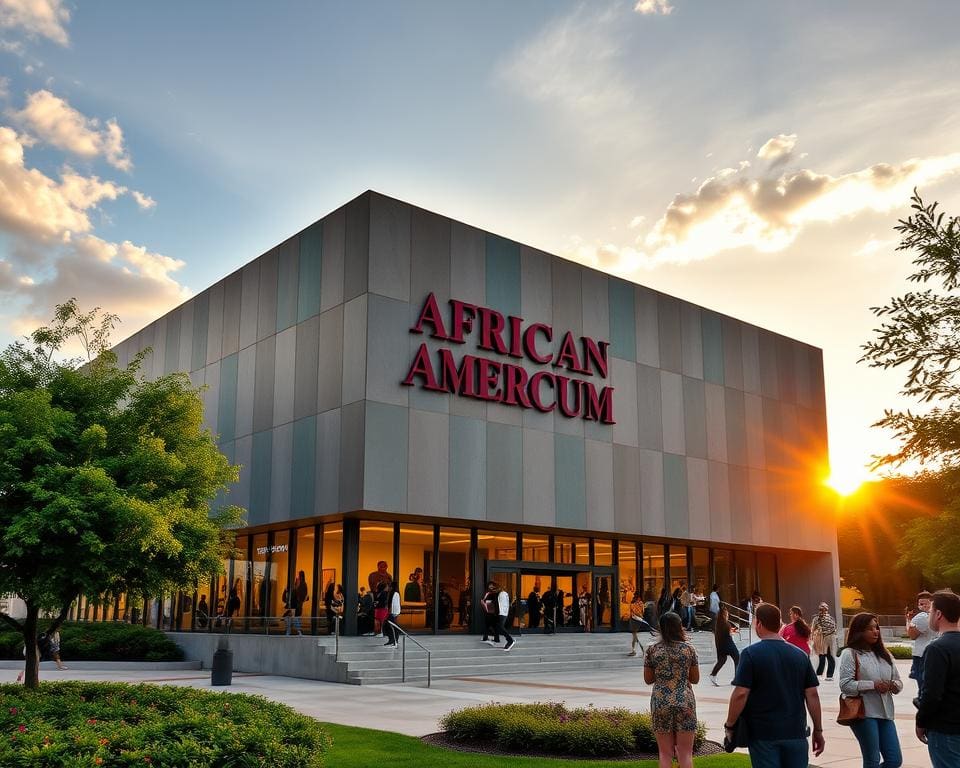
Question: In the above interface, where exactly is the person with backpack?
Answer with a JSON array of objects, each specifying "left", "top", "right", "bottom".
[{"left": 481, "top": 582, "right": 500, "bottom": 644}]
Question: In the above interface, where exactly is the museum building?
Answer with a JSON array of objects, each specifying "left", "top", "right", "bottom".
[{"left": 95, "top": 191, "right": 839, "bottom": 635}]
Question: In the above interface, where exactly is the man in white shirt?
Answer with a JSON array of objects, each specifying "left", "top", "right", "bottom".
[
  {"left": 497, "top": 586, "right": 516, "bottom": 651},
  {"left": 908, "top": 590, "right": 935, "bottom": 692}
]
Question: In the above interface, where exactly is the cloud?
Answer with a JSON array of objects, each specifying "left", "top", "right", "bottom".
[
  {"left": 0, "top": 0, "right": 69, "bottom": 45},
  {"left": 0, "top": 75, "right": 8, "bottom": 99},
  {"left": 0, "top": 39, "right": 25, "bottom": 55},
  {"left": 634, "top": 0, "right": 673, "bottom": 15},
  {"left": 11, "top": 90, "right": 132, "bottom": 170},
  {"left": 757, "top": 133, "right": 797, "bottom": 167},
  {"left": 131, "top": 189, "right": 155, "bottom": 210},
  {"left": 564, "top": 137, "right": 960, "bottom": 270},
  {"left": 855, "top": 236, "right": 897, "bottom": 258}
]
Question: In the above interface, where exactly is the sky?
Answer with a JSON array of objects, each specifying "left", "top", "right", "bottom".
[{"left": 1, "top": 0, "right": 959, "bottom": 491}]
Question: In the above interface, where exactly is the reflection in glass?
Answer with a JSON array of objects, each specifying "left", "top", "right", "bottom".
[
  {"left": 295, "top": 527, "right": 316, "bottom": 630},
  {"left": 757, "top": 552, "right": 777, "bottom": 605},
  {"left": 713, "top": 548, "right": 735, "bottom": 610},
  {"left": 398, "top": 524, "right": 433, "bottom": 632},
  {"left": 554, "top": 536, "right": 589, "bottom": 564},
  {"left": 439, "top": 527, "right": 471, "bottom": 632},
  {"left": 618, "top": 541, "right": 638, "bottom": 621},
  {"left": 321, "top": 524, "right": 342, "bottom": 635},
  {"left": 669, "top": 545, "right": 688, "bottom": 590},
  {"left": 477, "top": 530, "right": 516, "bottom": 561},
  {"left": 521, "top": 533, "right": 549, "bottom": 562},
  {"left": 594, "top": 538, "right": 613, "bottom": 566},
  {"left": 641, "top": 543, "right": 666, "bottom": 608}
]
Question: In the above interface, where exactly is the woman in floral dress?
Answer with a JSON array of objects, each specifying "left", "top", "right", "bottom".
[{"left": 644, "top": 611, "right": 700, "bottom": 768}]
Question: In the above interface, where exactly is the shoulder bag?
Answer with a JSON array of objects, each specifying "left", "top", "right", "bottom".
[{"left": 837, "top": 652, "right": 866, "bottom": 725}]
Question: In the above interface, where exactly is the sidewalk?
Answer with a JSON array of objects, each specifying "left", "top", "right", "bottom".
[{"left": 3, "top": 658, "right": 931, "bottom": 767}]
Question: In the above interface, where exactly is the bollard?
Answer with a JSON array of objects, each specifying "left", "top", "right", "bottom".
[{"left": 211, "top": 647, "right": 233, "bottom": 686}]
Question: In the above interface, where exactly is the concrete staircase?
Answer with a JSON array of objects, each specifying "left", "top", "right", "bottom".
[{"left": 319, "top": 629, "right": 738, "bottom": 686}]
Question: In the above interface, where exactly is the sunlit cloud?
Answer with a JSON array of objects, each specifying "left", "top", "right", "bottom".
[
  {"left": 634, "top": 0, "right": 673, "bottom": 15},
  {"left": 11, "top": 90, "right": 133, "bottom": 171},
  {"left": 131, "top": 190, "right": 156, "bottom": 210},
  {"left": 757, "top": 133, "right": 797, "bottom": 168},
  {"left": 855, "top": 236, "right": 897, "bottom": 258},
  {"left": 0, "top": 0, "right": 70, "bottom": 46}
]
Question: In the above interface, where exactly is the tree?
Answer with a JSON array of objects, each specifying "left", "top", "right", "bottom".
[
  {"left": 860, "top": 190, "right": 960, "bottom": 581},
  {"left": 0, "top": 300, "right": 242, "bottom": 688}
]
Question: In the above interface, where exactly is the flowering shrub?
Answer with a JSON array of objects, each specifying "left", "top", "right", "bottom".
[
  {"left": 0, "top": 622, "right": 183, "bottom": 661},
  {"left": 0, "top": 681, "right": 330, "bottom": 766},
  {"left": 440, "top": 702, "right": 707, "bottom": 756}
]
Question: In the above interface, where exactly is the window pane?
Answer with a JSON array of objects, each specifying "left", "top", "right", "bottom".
[
  {"left": 360, "top": 522, "right": 395, "bottom": 592},
  {"left": 757, "top": 552, "right": 777, "bottom": 605},
  {"left": 641, "top": 543, "right": 666, "bottom": 607},
  {"left": 554, "top": 536, "right": 589, "bottom": 564},
  {"left": 478, "top": 530, "right": 516, "bottom": 561},
  {"left": 618, "top": 541, "right": 638, "bottom": 621},
  {"left": 521, "top": 532, "right": 549, "bottom": 563},
  {"left": 295, "top": 527, "right": 317, "bottom": 630},
  {"left": 251, "top": 533, "right": 269, "bottom": 628},
  {"left": 713, "top": 548, "right": 735, "bottom": 610},
  {"left": 321, "top": 524, "right": 342, "bottom": 634},
  {"left": 397, "top": 524, "right": 433, "bottom": 632},
  {"left": 268, "top": 531, "right": 290, "bottom": 633},
  {"left": 228, "top": 535, "right": 248, "bottom": 625},
  {"left": 669, "top": 545, "right": 688, "bottom": 591},
  {"left": 691, "top": 547, "right": 709, "bottom": 617},
  {"left": 735, "top": 550, "right": 758, "bottom": 608},
  {"left": 439, "top": 527, "right": 471, "bottom": 632},
  {"left": 594, "top": 538, "right": 613, "bottom": 566}
]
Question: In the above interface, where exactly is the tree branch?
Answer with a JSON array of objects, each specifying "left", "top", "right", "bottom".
[{"left": 0, "top": 611, "right": 23, "bottom": 632}]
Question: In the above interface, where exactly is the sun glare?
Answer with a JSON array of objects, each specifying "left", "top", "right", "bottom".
[{"left": 825, "top": 469, "right": 867, "bottom": 497}]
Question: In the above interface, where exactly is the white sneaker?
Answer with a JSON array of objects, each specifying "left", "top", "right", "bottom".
[
  {"left": 710, "top": 675, "right": 719, "bottom": 686},
  {"left": 504, "top": 639, "right": 516, "bottom": 651},
  {"left": 374, "top": 633, "right": 383, "bottom": 638},
  {"left": 483, "top": 639, "right": 498, "bottom": 645}
]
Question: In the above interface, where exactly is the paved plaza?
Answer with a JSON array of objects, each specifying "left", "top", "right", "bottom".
[{"left": 2, "top": 655, "right": 932, "bottom": 767}]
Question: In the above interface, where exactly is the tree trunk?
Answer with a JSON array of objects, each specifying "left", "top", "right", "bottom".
[{"left": 21, "top": 604, "right": 40, "bottom": 689}]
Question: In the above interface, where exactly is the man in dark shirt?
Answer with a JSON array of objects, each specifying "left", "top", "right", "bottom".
[
  {"left": 916, "top": 589, "right": 960, "bottom": 768},
  {"left": 725, "top": 603, "right": 825, "bottom": 768}
]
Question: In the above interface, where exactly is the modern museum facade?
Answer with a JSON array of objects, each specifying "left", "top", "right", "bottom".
[{"left": 98, "top": 191, "right": 840, "bottom": 636}]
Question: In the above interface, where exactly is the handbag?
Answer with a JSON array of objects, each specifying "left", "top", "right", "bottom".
[
  {"left": 722, "top": 717, "right": 750, "bottom": 752},
  {"left": 837, "top": 652, "right": 866, "bottom": 725}
]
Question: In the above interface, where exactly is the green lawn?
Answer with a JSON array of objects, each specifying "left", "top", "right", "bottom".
[{"left": 321, "top": 723, "right": 751, "bottom": 768}]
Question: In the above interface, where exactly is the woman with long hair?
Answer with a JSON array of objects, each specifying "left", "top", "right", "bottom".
[
  {"left": 709, "top": 606, "right": 739, "bottom": 686},
  {"left": 811, "top": 602, "right": 838, "bottom": 680},
  {"left": 839, "top": 612, "right": 903, "bottom": 768},
  {"left": 643, "top": 612, "right": 699, "bottom": 768},
  {"left": 781, "top": 606, "right": 812, "bottom": 655}
]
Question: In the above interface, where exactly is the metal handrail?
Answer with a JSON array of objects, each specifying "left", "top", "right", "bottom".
[
  {"left": 384, "top": 620, "right": 432, "bottom": 687},
  {"left": 720, "top": 600, "right": 753, "bottom": 644}
]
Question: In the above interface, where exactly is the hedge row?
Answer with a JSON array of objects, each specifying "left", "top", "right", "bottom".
[
  {"left": 0, "top": 681, "right": 329, "bottom": 767},
  {"left": 0, "top": 622, "right": 183, "bottom": 661},
  {"left": 440, "top": 702, "right": 706, "bottom": 757}
]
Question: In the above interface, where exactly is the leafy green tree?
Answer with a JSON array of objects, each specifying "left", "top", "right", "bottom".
[
  {"left": 0, "top": 300, "right": 242, "bottom": 688},
  {"left": 860, "top": 191, "right": 960, "bottom": 581}
]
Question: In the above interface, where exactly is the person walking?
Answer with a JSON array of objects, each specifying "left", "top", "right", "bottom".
[
  {"left": 915, "top": 590, "right": 960, "bottom": 768},
  {"left": 283, "top": 570, "right": 308, "bottom": 636},
  {"left": 838, "top": 612, "right": 903, "bottom": 768},
  {"left": 383, "top": 582, "right": 401, "bottom": 649},
  {"left": 481, "top": 582, "right": 501, "bottom": 645},
  {"left": 643, "top": 611, "right": 700, "bottom": 768},
  {"left": 497, "top": 583, "right": 516, "bottom": 651},
  {"left": 542, "top": 583, "right": 557, "bottom": 634},
  {"left": 527, "top": 584, "right": 542, "bottom": 629},
  {"left": 709, "top": 605, "right": 739, "bottom": 686},
  {"left": 906, "top": 591, "right": 934, "bottom": 694},
  {"left": 578, "top": 585, "right": 592, "bottom": 632},
  {"left": 708, "top": 584, "right": 721, "bottom": 627},
  {"left": 724, "top": 603, "right": 825, "bottom": 768},
  {"left": 628, "top": 590, "right": 653, "bottom": 656},
  {"left": 811, "top": 602, "right": 838, "bottom": 680},
  {"left": 781, "top": 606, "right": 812, "bottom": 656}
]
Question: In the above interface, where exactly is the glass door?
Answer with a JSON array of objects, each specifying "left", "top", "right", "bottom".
[
  {"left": 594, "top": 570, "right": 615, "bottom": 631},
  {"left": 487, "top": 567, "right": 520, "bottom": 630}
]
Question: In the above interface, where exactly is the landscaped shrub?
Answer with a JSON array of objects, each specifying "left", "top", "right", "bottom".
[
  {"left": 0, "top": 681, "right": 330, "bottom": 767},
  {"left": 0, "top": 622, "right": 183, "bottom": 661},
  {"left": 440, "top": 702, "right": 707, "bottom": 757},
  {"left": 888, "top": 644, "right": 913, "bottom": 660}
]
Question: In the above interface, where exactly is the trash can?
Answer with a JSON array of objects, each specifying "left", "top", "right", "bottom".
[{"left": 211, "top": 648, "right": 233, "bottom": 686}]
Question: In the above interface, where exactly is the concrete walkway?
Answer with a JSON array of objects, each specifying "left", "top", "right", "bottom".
[{"left": 3, "top": 657, "right": 932, "bottom": 767}]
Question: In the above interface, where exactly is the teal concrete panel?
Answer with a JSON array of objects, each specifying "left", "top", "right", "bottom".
[
  {"left": 291, "top": 415, "right": 317, "bottom": 520},
  {"left": 702, "top": 311, "right": 724, "bottom": 384},
  {"left": 450, "top": 416, "right": 486, "bottom": 520},
  {"left": 554, "top": 433, "right": 586, "bottom": 529},
  {"left": 486, "top": 421, "right": 522, "bottom": 522},
  {"left": 191, "top": 291, "right": 209, "bottom": 372},
  {"left": 276, "top": 236, "right": 300, "bottom": 333},
  {"left": 218, "top": 353, "right": 239, "bottom": 444},
  {"left": 608, "top": 278, "right": 636, "bottom": 362},
  {"left": 249, "top": 429, "right": 273, "bottom": 526},
  {"left": 298, "top": 222, "right": 322, "bottom": 323},
  {"left": 363, "top": 401, "right": 408, "bottom": 512},
  {"left": 663, "top": 453, "right": 689, "bottom": 538},
  {"left": 485, "top": 235, "right": 521, "bottom": 317}
]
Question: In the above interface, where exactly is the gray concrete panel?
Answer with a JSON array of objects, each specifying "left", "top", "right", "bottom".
[
  {"left": 276, "top": 236, "right": 300, "bottom": 332},
  {"left": 341, "top": 295, "right": 367, "bottom": 405},
  {"left": 686, "top": 457, "right": 710, "bottom": 541},
  {"left": 585, "top": 439, "right": 614, "bottom": 533},
  {"left": 611, "top": 358, "right": 639, "bottom": 447},
  {"left": 663, "top": 453, "right": 689, "bottom": 538},
  {"left": 608, "top": 278, "right": 636, "bottom": 363},
  {"left": 294, "top": 315, "right": 320, "bottom": 421},
  {"left": 658, "top": 296, "right": 682, "bottom": 373},
  {"left": 408, "top": 409, "right": 449, "bottom": 519},
  {"left": 613, "top": 444, "right": 641, "bottom": 534},
  {"left": 794, "top": 344, "right": 813, "bottom": 408},
  {"left": 253, "top": 335, "right": 277, "bottom": 434},
  {"left": 202, "top": 360, "right": 220, "bottom": 436},
  {"left": 369, "top": 193, "right": 411, "bottom": 302},
  {"left": 705, "top": 382, "right": 728, "bottom": 463},
  {"left": 487, "top": 422, "right": 523, "bottom": 523},
  {"left": 555, "top": 434, "right": 586, "bottom": 530},
  {"left": 270, "top": 422, "right": 293, "bottom": 522},
  {"left": 522, "top": 427, "right": 555, "bottom": 527},
  {"left": 339, "top": 401, "right": 365, "bottom": 512},
  {"left": 744, "top": 392, "right": 766, "bottom": 469},
  {"left": 239, "top": 261, "right": 260, "bottom": 351},
  {"left": 231, "top": 434, "right": 252, "bottom": 513},
  {"left": 721, "top": 317, "right": 743, "bottom": 391},
  {"left": 217, "top": 352, "right": 238, "bottom": 444},
  {"left": 487, "top": 401, "right": 523, "bottom": 427},
  {"left": 344, "top": 193, "right": 370, "bottom": 301},
  {"left": 235, "top": 345, "right": 256, "bottom": 439},
  {"left": 411, "top": 208, "right": 451, "bottom": 303},
  {"left": 758, "top": 330, "right": 779, "bottom": 399},
  {"left": 724, "top": 387, "right": 747, "bottom": 467},
  {"left": 178, "top": 300, "right": 194, "bottom": 373},
  {"left": 682, "top": 376, "right": 707, "bottom": 459},
  {"left": 221, "top": 272, "right": 241, "bottom": 357},
  {"left": 316, "top": 408, "right": 341, "bottom": 517},
  {"left": 701, "top": 311, "right": 724, "bottom": 385},
  {"left": 728, "top": 464, "right": 750, "bottom": 544},
  {"left": 707, "top": 459, "right": 731, "bottom": 543},
  {"left": 449, "top": 416, "right": 486, "bottom": 520},
  {"left": 291, "top": 416, "right": 316, "bottom": 520},
  {"left": 318, "top": 305, "right": 344, "bottom": 413},
  {"left": 776, "top": 336, "right": 796, "bottom": 404},
  {"left": 257, "top": 248, "right": 279, "bottom": 342},
  {"left": 297, "top": 223, "right": 322, "bottom": 323},
  {"left": 551, "top": 258, "right": 582, "bottom": 353},
  {"left": 273, "top": 325, "right": 296, "bottom": 427},
  {"left": 636, "top": 287, "right": 660, "bottom": 368},
  {"left": 810, "top": 348, "right": 826, "bottom": 413},
  {"left": 680, "top": 303, "right": 703, "bottom": 379},
  {"left": 522, "top": 386, "right": 554, "bottom": 431},
  {"left": 408, "top": 301, "right": 450, "bottom": 414},
  {"left": 321, "top": 207, "right": 345, "bottom": 312},
  {"left": 740, "top": 325, "right": 760, "bottom": 395},
  {"left": 761, "top": 397, "right": 782, "bottom": 472},
  {"left": 636, "top": 364, "right": 663, "bottom": 451},
  {"left": 363, "top": 401, "right": 408, "bottom": 512},
  {"left": 163, "top": 311, "right": 180, "bottom": 375},
  {"left": 366, "top": 294, "right": 410, "bottom": 407},
  {"left": 639, "top": 448, "right": 665, "bottom": 536},
  {"left": 780, "top": 403, "right": 799, "bottom": 476},
  {"left": 191, "top": 291, "right": 209, "bottom": 372},
  {"left": 249, "top": 429, "right": 273, "bottom": 526},
  {"left": 581, "top": 270, "right": 609, "bottom": 365},
  {"left": 748, "top": 468, "right": 769, "bottom": 546},
  {"left": 451, "top": 390, "right": 487, "bottom": 419},
  {"left": 450, "top": 222, "right": 485, "bottom": 307},
  {"left": 660, "top": 371, "right": 685, "bottom": 455},
  {"left": 521, "top": 245, "right": 553, "bottom": 324}
]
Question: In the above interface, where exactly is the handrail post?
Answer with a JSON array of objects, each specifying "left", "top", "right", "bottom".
[{"left": 335, "top": 614, "right": 340, "bottom": 661}]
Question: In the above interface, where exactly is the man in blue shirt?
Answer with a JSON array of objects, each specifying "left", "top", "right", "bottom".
[{"left": 724, "top": 603, "right": 825, "bottom": 768}]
